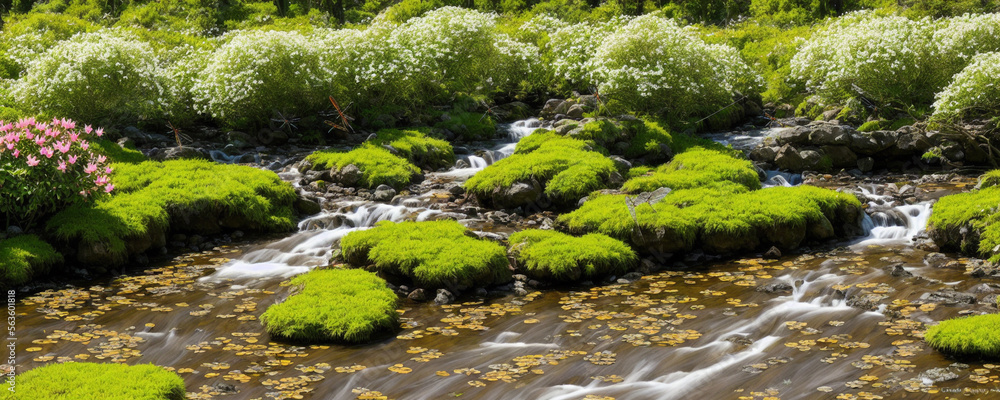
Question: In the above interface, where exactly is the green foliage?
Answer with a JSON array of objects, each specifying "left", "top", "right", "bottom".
[
  {"left": 434, "top": 111, "right": 498, "bottom": 141},
  {"left": 90, "top": 139, "right": 148, "bottom": 164},
  {"left": 749, "top": 0, "right": 857, "bottom": 26},
  {"left": 369, "top": 128, "right": 455, "bottom": 170},
  {"left": 0, "top": 235, "right": 62, "bottom": 287},
  {"left": 464, "top": 131, "right": 616, "bottom": 205},
  {"left": 901, "top": 0, "right": 1000, "bottom": 18},
  {"left": 929, "top": 182, "right": 1000, "bottom": 261},
  {"left": 304, "top": 144, "right": 419, "bottom": 188},
  {"left": 0, "top": 12, "right": 99, "bottom": 76},
  {"left": 0, "top": 362, "right": 185, "bottom": 400},
  {"left": 260, "top": 268, "right": 399, "bottom": 343},
  {"left": 926, "top": 314, "right": 1000, "bottom": 358},
  {"left": 622, "top": 147, "right": 761, "bottom": 193},
  {"left": 980, "top": 170, "right": 1000, "bottom": 190},
  {"left": 932, "top": 52, "right": 1000, "bottom": 121},
  {"left": 47, "top": 159, "right": 296, "bottom": 263},
  {"left": 116, "top": 0, "right": 222, "bottom": 35},
  {"left": 341, "top": 220, "right": 511, "bottom": 289},
  {"left": 508, "top": 229, "right": 636, "bottom": 282}
]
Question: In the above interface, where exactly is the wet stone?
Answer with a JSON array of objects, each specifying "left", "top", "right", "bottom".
[
  {"left": 917, "top": 367, "right": 960, "bottom": 384},
  {"left": 887, "top": 263, "right": 913, "bottom": 277},
  {"left": 847, "top": 293, "right": 888, "bottom": 311},
  {"left": 756, "top": 282, "right": 793, "bottom": 294},
  {"left": 923, "top": 290, "right": 976, "bottom": 305}
]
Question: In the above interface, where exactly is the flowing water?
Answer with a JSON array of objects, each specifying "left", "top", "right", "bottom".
[{"left": 11, "top": 123, "right": 998, "bottom": 399}]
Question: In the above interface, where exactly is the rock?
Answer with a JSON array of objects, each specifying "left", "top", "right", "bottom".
[
  {"left": 566, "top": 104, "right": 585, "bottom": 119},
  {"left": 799, "top": 150, "right": 826, "bottom": 171},
  {"left": 335, "top": 164, "right": 361, "bottom": 187},
  {"left": 448, "top": 186, "right": 466, "bottom": 196},
  {"left": 847, "top": 293, "right": 888, "bottom": 311},
  {"left": 434, "top": 289, "right": 455, "bottom": 305},
  {"left": 756, "top": 281, "right": 793, "bottom": 294},
  {"left": 541, "top": 99, "right": 565, "bottom": 117},
  {"left": 775, "top": 126, "right": 811, "bottom": 144},
  {"left": 821, "top": 109, "right": 841, "bottom": 121},
  {"left": 621, "top": 272, "right": 643, "bottom": 282},
  {"left": 609, "top": 156, "right": 632, "bottom": 172},
  {"left": 763, "top": 246, "right": 782, "bottom": 259},
  {"left": 821, "top": 145, "right": 858, "bottom": 168},
  {"left": 924, "top": 252, "right": 949, "bottom": 268},
  {"left": 971, "top": 283, "right": 1000, "bottom": 294},
  {"left": 807, "top": 216, "right": 835, "bottom": 240},
  {"left": 886, "top": 263, "right": 913, "bottom": 277},
  {"left": 850, "top": 130, "right": 898, "bottom": 155},
  {"left": 257, "top": 129, "right": 289, "bottom": 146},
  {"left": 294, "top": 197, "right": 322, "bottom": 215},
  {"left": 227, "top": 131, "right": 254, "bottom": 148},
  {"left": 493, "top": 179, "right": 542, "bottom": 208},
  {"left": 513, "top": 274, "right": 528, "bottom": 282},
  {"left": 373, "top": 185, "right": 397, "bottom": 202},
  {"left": 408, "top": 289, "right": 428, "bottom": 302},
  {"left": 774, "top": 144, "right": 805, "bottom": 170},
  {"left": 857, "top": 157, "right": 875, "bottom": 172},
  {"left": 555, "top": 122, "right": 579, "bottom": 135},
  {"left": 6, "top": 226, "right": 22, "bottom": 237},
  {"left": 212, "top": 383, "right": 238, "bottom": 394},
  {"left": 895, "top": 132, "right": 931, "bottom": 153},
  {"left": 156, "top": 146, "right": 210, "bottom": 161},
  {"left": 455, "top": 159, "right": 470, "bottom": 169},
  {"left": 918, "top": 368, "right": 960, "bottom": 384},
  {"left": 750, "top": 146, "right": 779, "bottom": 163},
  {"left": 924, "top": 290, "right": 976, "bottom": 305},
  {"left": 808, "top": 123, "right": 852, "bottom": 145}
]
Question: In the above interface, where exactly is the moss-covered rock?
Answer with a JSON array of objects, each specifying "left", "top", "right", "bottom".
[
  {"left": 929, "top": 176, "right": 1000, "bottom": 261},
  {"left": 369, "top": 128, "right": 455, "bottom": 170},
  {"left": 464, "top": 131, "right": 617, "bottom": 208},
  {"left": 1, "top": 362, "right": 185, "bottom": 400},
  {"left": 341, "top": 220, "right": 511, "bottom": 289},
  {"left": 304, "top": 144, "right": 419, "bottom": 189},
  {"left": 47, "top": 159, "right": 297, "bottom": 265},
  {"left": 622, "top": 147, "right": 762, "bottom": 193},
  {"left": 260, "top": 269, "right": 399, "bottom": 343},
  {"left": 508, "top": 229, "right": 637, "bottom": 282},
  {"left": 926, "top": 314, "right": 1000, "bottom": 359},
  {"left": 0, "top": 235, "right": 63, "bottom": 287}
]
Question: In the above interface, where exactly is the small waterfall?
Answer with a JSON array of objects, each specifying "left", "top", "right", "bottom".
[
  {"left": 466, "top": 156, "right": 488, "bottom": 169},
  {"left": 762, "top": 170, "right": 802, "bottom": 188},
  {"left": 858, "top": 202, "right": 932, "bottom": 244},
  {"left": 440, "top": 118, "right": 542, "bottom": 179}
]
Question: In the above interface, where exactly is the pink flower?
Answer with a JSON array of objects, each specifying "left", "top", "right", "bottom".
[
  {"left": 57, "top": 162, "right": 67, "bottom": 172},
  {"left": 80, "top": 141, "right": 89, "bottom": 150},
  {"left": 0, "top": 123, "right": 11, "bottom": 132},
  {"left": 55, "top": 141, "right": 71, "bottom": 154},
  {"left": 84, "top": 163, "right": 98, "bottom": 174},
  {"left": 33, "top": 136, "right": 45, "bottom": 146},
  {"left": 104, "top": 184, "right": 114, "bottom": 193},
  {"left": 12, "top": 149, "right": 18, "bottom": 158},
  {"left": 85, "top": 125, "right": 93, "bottom": 134},
  {"left": 68, "top": 155, "right": 78, "bottom": 164},
  {"left": 97, "top": 155, "right": 107, "bottom": 163},
  {"left": 95, "top": 128, "right": 104, "bottom": 137},
  {"left": 69, "top": 133, "right": 79, "bottom": 142},
  {"left": 40, "top": 147, "right": 54, "bottom": 158},
  {"left": 26, "top": 155, "right": 39, "bottom": 167},
  {"left": 95, "top": 176, "right": 109, "bottom": 186},
  {"left": 61, "top": 119, "right": 75, "bottom": 130},
  {"left": 105, "top": 167, "right": 113, "bottom": 174}
]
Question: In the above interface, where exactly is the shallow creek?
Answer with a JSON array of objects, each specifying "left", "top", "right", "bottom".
[{"left": 12, "top": 123, "right": 1000, "bottom": 400}]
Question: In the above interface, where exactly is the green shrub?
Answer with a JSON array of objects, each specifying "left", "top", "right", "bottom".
[
  {"left": 368, "top": 128, "right": 454, "bottom": 170},
  {"left": 304, "top": 144, "right": 419, "bottom": 188},
  {"left": 508, "top": 229, "right": 636, "bottom": 282},
  {"left": 0, "top": 235, "right": 62, "bottom": 287},
  {"left": 433, "top": 111, "right": 498, "bottom": 141},
  {"left": 91, "top": 139, "right": 148, "bottom": 164},
  {"left": 341, "top": 220, "right": 511, "bottom": 289},
  {"left": 260, "top": 268, "right": 399, "bottom": 343},
  {"left": 464, "top": 131, "right": 616, "bottom": 206},
  {"left": 0, "top": 12, "right": 99, "bottom": 76},
  {"left": 925, "top": 314, "right": 1000, "bottom": 358},
  {"left": 116, "top": 0, "right": 222, "bottom": 36},
  {"left": 47, "top": 159, "right": 296, "bottom": 263},
  {"left": 932, "top": 52, "right": 1000, "bottom": 121},
  {"left": 929, "top": 182, "right": 1000, "bottom": 261},
  {"left": 0, "top": 362, "right": 185, "bottom": 400},
  {"left": 622, "top": 147, "right": 761, "bottom": 193}
]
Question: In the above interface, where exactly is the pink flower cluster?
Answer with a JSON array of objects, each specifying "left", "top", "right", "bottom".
[{"left": 0, "top": 117, "right": 114, "bottom": 196}]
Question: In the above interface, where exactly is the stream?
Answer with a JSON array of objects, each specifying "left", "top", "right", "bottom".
[{"left": 11, "top": 122, "right": 998, "bottom": 400}]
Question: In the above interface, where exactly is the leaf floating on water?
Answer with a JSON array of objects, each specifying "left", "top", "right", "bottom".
[
  {"left": 387, "top": 364, "right": 412, "bottom": 374},
  {"left": 436, "top": 371, "right": 451, "bottom": 377}
]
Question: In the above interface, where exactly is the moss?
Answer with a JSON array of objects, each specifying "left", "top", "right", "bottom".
[
  {"left": 341, "top": 220, "right": 511, "bottom": 289},
  {"left": 369, "top": 128, "right": 455, "bottom": 170},
  {"left": 980, "top": 171, "right": 1000, "bottom": 190},
  {"left": 260, "top": 269, "right": 399, "bottom": 343},
  {"left": 578, "top": 120, "right": 622, "bottom": 145},
  {"left": 47, "top": 160, "right": 296, "bottom": 263},
  {"left": 627, "top": 166, "right": 654, "bottom": 178},
  {"left": 858, "top": 120, "right": 886, "bottom": 132},
  {"left": 91, "top": 139, "right": 147, "bottom": 164},
  {"left": 929, "top": 181, "right": 1000, "bottom": 261},
  {"left": 0, "top": 235, "right": 63, "bottom": 287},
  {"left": 889, "top": 118, "right": 915, "bottom": 130},
  {"left": 508, "top": 229, "right": 637, "bottom": 282},
  {"left": 623, "top": 120, "right": 674, "bottom": 159},
  {"left": 0, "top": 362, "right": 185, "bottom": 400},
  {"left": 926, "top": 314, "right": 1000, "bottom": 359},
  {"left": 622, "top": 147, "right": 761, "bottom": 193},
  {"left": 464, "top": 131, "right": 616, "bottom": 205},
  {"left": 434, "top": 111, "right": 497, "bottom": 141},
  {"left": 304, "top": 144, "right": 419, "bottom": 189}
]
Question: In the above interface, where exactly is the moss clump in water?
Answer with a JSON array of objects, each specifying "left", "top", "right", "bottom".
[
  {"left": 929, "top": 173, "right": 1000, "bottom": 261},
  {"left": 341, "top": 220, "right": 511, "bottom": 289},
  {"left": 304, "top": 144, "right": 419, "bottom": 189},
  {"left": 1, "top": 362, "right": 185, "bottom": 400},
  {"left": 369, "top": 128, "right": 455, "bottom": 170},
  {"left": 925, "top": 314, "right": 1000, "bottom": 359},
  {"left": 622, "top": 147, "right": 761, "bottom": 193},
  {"left": 508, "top": 229, "right": 636, "bottom": 282},
  {"left": 47, "top": 159, "right": 296, "bottom": 264},
  {"left": 0, "top": 235, "right": 63, "bottom": 287},
  {"left": 260, "top": 269, "right": 399, "bottom": 343}
]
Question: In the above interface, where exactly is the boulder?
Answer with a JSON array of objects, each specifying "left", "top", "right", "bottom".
[
  {"left": 492, "top": 179, "right": 542, "bottom": 209},
  {"left": 155, "top": 146, "right": 210, "bottom": 161},
  {"left": 821, "top": 145, "right": 858, "bottom": 168},
  {"left": 566, "top": 104, "right": 585, "bottom": 119},
  {"left": 774, "top": 144, "right": 805, "bottom": 170},
  {"left": 373, "top": 185, "right": 397, "bottom": 202},
  {"left": 333, "top": 164, "right": 361, "bottom": 187},
  {"left": 541, "top": 99, "right": 565, "bottom": 117},
  {"left": 294, "top": 197, "right": 322, "bottom": 215}
]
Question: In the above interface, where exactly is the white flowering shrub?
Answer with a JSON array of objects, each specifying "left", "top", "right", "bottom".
[
  {"left": 545, "top": 17, "right": 628, "bottom": 89},
  {"left": 932, "top": 52, "right": 1000, "bottom": 120},
  {"left": 312, "top": 22, "right": 411, "bottom": 109},
  {"left": 586, "top": 15, "right": 760, "bottom": 119},
  {"left": 159, "top": 45, "right": 213, "bottom": 122},
  {"left": 191, "top": 30, "right": 329, "bottom": 127},
  {"left": 933, "top": 13, "right": 1000, "bottom": 75},
  {"left": 11, "top": 30, "right": 165, "bottom": 123}
]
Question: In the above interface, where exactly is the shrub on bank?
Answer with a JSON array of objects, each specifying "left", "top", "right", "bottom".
[
  {"left": 260, "top": 268, "right": 399, "bottom": 343},
  {"left": 508, "top": 229, "right": 636, "bottom": 282},
  {"left": 928, "top": 176, "right": 1000, "bottom": 261},
  {"left": 304, "top": 144, "right": 420, "bottom": 188},
  {"left": 931, "top": 52, "right": 1000, "bottom": 121},
  {"left": 341, "top": 220, "right": 511, "bottom": 289},
  {"left": 368, "top": 128, "right": 455, "bottom": 170},
  {"left": 0, "top": 235, "right": 63, "bottom": 287},
  {"left": 622, "top": 147, "right": 761, "bottom": 193},
  {"left": 925, "top": 314, "right": 1000, "bottom": 359},
  {"left": 0, "top": 362, "right": 185, "bottom": 400}
]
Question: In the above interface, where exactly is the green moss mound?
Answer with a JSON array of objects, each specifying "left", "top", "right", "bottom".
[
  {"left": 926, "top": 314, "right": 1000, "bottom": 359},
  {"left": 622, "top": 147, "right": 762, "bottom": 193},
  {"left": 369, "top": 128, "right": 455, "bottom": 170},
  {"left": 47, "top": 160, "right": 296, "bottom": 264},
  {"left": 91, "top": 139, "right": 148, "bottom": 164},
  {"left": 0, "top": 235, "right": 63, "bottom": 287},
  {"left": 559, "top": 184, "right": 861, "bottom": 254},
  {"left": 979, "top": 170, "right": 1000, "bottom": 190},
  {"left": 341, "top": 220, "right": 511, "bottom": 289},
  {"left": 260, "top": 269, "right": 399, "bottom": 343},
  {"left": 305, "top": 144, "right": 420, "bottom": 189},
  {"left": 509, "top": 229, "right": 637, "bottom": 282},
  {"left": 0, "top": 362, "right": 185, "bottom": 400},
  {"left": 464, "top": 131, "right": 616, "bottom": 207},
  {"left": 929, "top": 178, "right": 1000, "bottom": 261}
]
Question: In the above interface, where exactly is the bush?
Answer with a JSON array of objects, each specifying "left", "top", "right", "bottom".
[
  {"left": 116, "top": 0, "right": 222, "bottom": 36},
  {"left": 0, "top": 12, "right": 99, "bottom": 77},
  {"left": 304, "top": 144, "right": 419, "bottom": 188},
  {"left": 925, "top": 314, "right": 1000, "bottom": 358},
  {"left": 0, "top": 362, "right": 185, "bottom": 400},
  {"left": 0, "top": 118, "right": 114, "bottom": 229},
  {"left": 622, "top": 147, "right": 761, "bottom": 193},
  {"left": 544, "top": 17, "right": 627, "bottom": 90},
  {"left": 508, "top": 229, "right": 636, "bottom": 282},
  {"left": 368, "top": 128, "right": 455, "bottom": 170},
  {"left": 0, "top": 235, "right": 62, "bottom": 287},
  {"left": 11, "top": 30, "right": 164, "bottom": 124},
  {"left": 260, "top": 268, "right": 399, "bottom": 343},
  {"left": 464, "top": 131, "right": 617, "bottom": 206},
  {"left": 928, "top": 182, "right": 1000, "bottom": 261},
  {"left": 341, "top": 220, "right": 511, "bottom": 289},
  {"left": 47, "top": 159, "right": 296, "bottom": 264},
  {"left": 932, "top": 52, "right": 1000, "bottom": 121},
  {"left": 433, "top": 111, "right": 498, "bottom": 141}
]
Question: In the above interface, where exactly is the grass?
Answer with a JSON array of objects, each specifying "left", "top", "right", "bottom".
[
  {"left": 508, "top": 229, "right": 637, "bottom": 282},
  {"left": 0, "top": 362, "right": 185, "bottom": 400},
  {"left": 0, "top": 235, "right": 62, "bottom": 287},
  {"left": 929, "top": 178, "right": 1000, "bottom": 261},
  {"left": 91, "top": 139, "right": 148, "bottom": 164},
  {"left": 47, "top": 159, "right": 296, "bottom": 264},
  {"left": 980, "top": 170, "right": 1000, "bottom": 189},
  {"left": 369, "top": 128, "right": 455, "bottom": 170},
  {"left": 304, "top": 143, "right": 420, "bottom": 189},
  {"left": 622, "top": 147, "right": 762, "bottom": 193},
  {"left": 341, "top": 220, "right": 511, "bottom": 289},
  {"left": 433, "top": 111, "right": 497, "bottom": 141},
  {"left": 260, "top": 268, "right": 399, "bottom": 343},
  {"left": 464, "top": 131, "right": 616, "bottom": 206},
  {"left": 926, "top": 314, "right": 1000, "bottom": 359}
]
